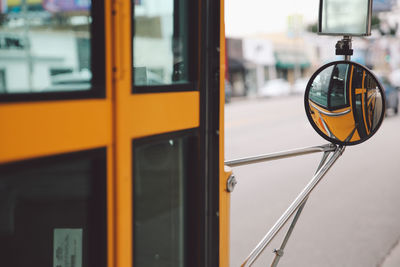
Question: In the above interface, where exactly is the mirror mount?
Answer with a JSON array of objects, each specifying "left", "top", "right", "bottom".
[
  {"left": 335, "top": 36, "right": 353, "bottom": 61},
  {"left": 225, "top": 144, "right": 346, "bottom": 267}
]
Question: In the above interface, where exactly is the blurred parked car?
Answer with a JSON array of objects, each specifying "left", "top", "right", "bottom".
[
  {"left": 259, "top": 78, "right": 291, "bottom": 97},
  {"left": 293, "top": 78, "right": 309, "bottom": 95},
  {"left": 45, "top": 70, "right": 91, "bottom": 92},
  {"left": 380, "top": 76, "right": 399, "bottom": 115},
  {"left": 389, "top": 69, "right": 400, "bottom": 88},
  {"left": 225, "top": 80, "right": 232, "bottom": 103}
]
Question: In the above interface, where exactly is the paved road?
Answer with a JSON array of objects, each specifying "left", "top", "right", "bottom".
[{"left": 225, "top": 95, "right": 400, "bottom": 267}]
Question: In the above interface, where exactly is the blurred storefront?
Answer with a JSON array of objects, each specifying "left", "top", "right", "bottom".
[
  {"left": 242, "top": 38, "right": 275, "bottom": 95},
  {"left": 264, "top": 33, "right": 312, "bottom": 84},
  {"left": 226, "top": 37, "right": 276, "bottom": 96},
  {"left": 226, "top": 34, "right": 312, "bottom": 96},
  {"left": 226, "top": 38, "right": 247, "bottom": 96},
  {"left": 275, "top": 50, "right": 310, "bottom": 83}
]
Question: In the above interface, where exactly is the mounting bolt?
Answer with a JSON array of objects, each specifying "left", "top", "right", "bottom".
[
  {"left": 227, "top": 174, "right": 237, "bottom": 192},
  {"left": 273, "top": 249, "right": 284, "bottom": 257}
]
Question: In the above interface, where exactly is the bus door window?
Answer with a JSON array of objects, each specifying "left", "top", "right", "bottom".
[
  {"left": 328, "top": 63, "right": 349, "bottom": 109},
  {"left": 351, "top": 65, "right": 369, "bottom": 137},
  {"left": 0, "top": 0, "right": 104, "bottom": 97},
  {"left": 133, "top": 0, "right": 193, "bottom": 88},
  {"left": 309, "top": 65, "right": 333, "bottom": 108},
  {"left": 130, "top": 0, "right": 201, "bottom": 265},
  {"left": 0, "top": 149, "right": 107, "bottom": 267},
  {"left": 310, "top": 63, "right": 350, "bottom": 110},
  {"left": 365, "top": 75, "right": 381, "bottom": 130},
  {"left": 132, "top": 132, "right": 200, "bottom": 267}
]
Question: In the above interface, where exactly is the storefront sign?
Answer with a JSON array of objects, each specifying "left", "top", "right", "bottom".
[
  {"left": 0, "top": 35, "right": 25, "bottom": 50},
  {"left": 0, "top": 0, "right": 7, "bottom": 13},
  {"left": 43, "top": 0, "right": 90, "bottom": 13},
  {"left": 373, "top": 0, "right": 395, "bottom": 12}
]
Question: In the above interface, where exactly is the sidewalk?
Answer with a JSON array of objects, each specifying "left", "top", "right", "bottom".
[{"left": 381, "top": 240, "right": 400, "bottom": 267}]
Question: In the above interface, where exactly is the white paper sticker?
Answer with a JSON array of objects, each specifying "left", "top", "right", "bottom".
[{"left": 53, "top": 228, "right": 83, "bottom": 267}]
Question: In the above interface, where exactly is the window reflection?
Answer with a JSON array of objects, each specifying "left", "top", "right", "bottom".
[
  {"left": 0, "top": 0, "right": 92, "bottom": 93},
  {"left": 309, "top": 64, "right": 350, "bottom": 110},
  {"left": 133, "top": 0, "right": 189, "bottom": 87},
  {"left": 309, "top": 65, "right": 333, "bottom": 107},
  {"left": 329, "top": 64, "right": 348, "bottom": 108}
]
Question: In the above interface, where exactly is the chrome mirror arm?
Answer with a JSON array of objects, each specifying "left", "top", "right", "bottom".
[
  {"left": 224, "top": 143, "right": 337, "bottom": 168},
  {"left": 224, "top": 144, "right": 345, "bottom": 267},
  {"left": 270, "top": 150, "right": 332, "bottom": 267}
]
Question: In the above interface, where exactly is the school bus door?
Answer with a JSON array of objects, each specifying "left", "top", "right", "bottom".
[
  {"left": 113, "top": 0, "right": 227, "bottom": 267},
  {"left": 0, "top": 0, "right": 227, "bottom": 267}
]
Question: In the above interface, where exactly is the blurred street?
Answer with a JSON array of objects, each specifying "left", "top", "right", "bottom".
[{"left": 226, "top": 94, "right": 400, "bottom": 267}]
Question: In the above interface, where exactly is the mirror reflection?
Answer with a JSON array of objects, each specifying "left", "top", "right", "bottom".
[{"left": 305, "top": 61, "right": 385, "bottom": 145}]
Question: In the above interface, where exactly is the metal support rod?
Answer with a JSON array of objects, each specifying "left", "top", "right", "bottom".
[
  {"left": 270, "top": 151, "right": 331, "bottom": 267},
  {"left": 271, "top": 199, "right": 307, "bottom": 267},
  {"left": 225, "top": 144, "right": 336, "bottom": 167},
  {"left": 241, "top": 145, "right": 345, "bottom": 267}
]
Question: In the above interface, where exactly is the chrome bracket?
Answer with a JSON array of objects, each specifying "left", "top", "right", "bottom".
[
  {"left": 224, "top": 143, "right": 345, "bottom": 267},
  {"left": 227, "top": 174, "right": 237, "bottom": 193}
]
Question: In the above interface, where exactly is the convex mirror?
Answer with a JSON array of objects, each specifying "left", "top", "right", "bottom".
[{"left": 304, "top": 61, "right": 385, "bottom": 146}]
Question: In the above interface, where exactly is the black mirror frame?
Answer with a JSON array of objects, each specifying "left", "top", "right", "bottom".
[{"left": 304, "top": 60, "right": 386, "bottom": 146}]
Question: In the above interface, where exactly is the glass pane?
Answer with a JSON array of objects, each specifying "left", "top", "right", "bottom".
[
  {"left": 320, "top": 0, "right": 370, "bottom": 35},
  {"left": 0, "top": 0, "right": 92, "bottom": 93},
  {"left": 0, "top": 149, "right": 107, "bottom": 267},
  {"left": 133, "top": 0, "right": 189, "bottom": 86},
  {"left": 329, "top": 64, "right": 349, "bottom": 108},
  {"left": 309, "top": 65, "right": 333, "bottom": 108},
  {"left": 352, "top": 64, "right": 364, "bottom": 89},
  {"left": 133, "top": 135, "right": 193, "bottom": 267}
]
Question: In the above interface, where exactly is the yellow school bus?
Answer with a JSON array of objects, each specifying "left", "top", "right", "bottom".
[
  {"left": 307, "top": 61, "right": 382, "bottom": 144},
  {"left": 0, "top": 1, "right": 230, "bottom": 266}
]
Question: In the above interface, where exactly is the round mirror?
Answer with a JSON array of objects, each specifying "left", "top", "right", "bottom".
[{"left": 304, "top": 61, "right": 385, "bottom": 146}]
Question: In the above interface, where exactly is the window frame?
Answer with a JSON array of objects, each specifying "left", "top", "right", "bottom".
[
  {"left": 309, "top": 63, "right": 351, "bottom": 111},
  {"left": 0, "top": 1, "right": 106, "bottom": 103},
  {"left": 131, "top": 0, "right": 199, "bottom": 94}
]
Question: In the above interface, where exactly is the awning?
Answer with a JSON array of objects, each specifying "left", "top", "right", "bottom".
[
  {"left": 5, "top": 0, "right": 90, "bottom": 12},
  {"left": 373, "top": 0, "right": 396, "bottom": 12},
  {"left": 275, "top": 51, "right": 310, "bottom": 69},
  {"left": 228, "top": 58, "right": 246, "bottom": 72},
  {"left": 7, "top": 0, "right": 42, "bottom": 5}
]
